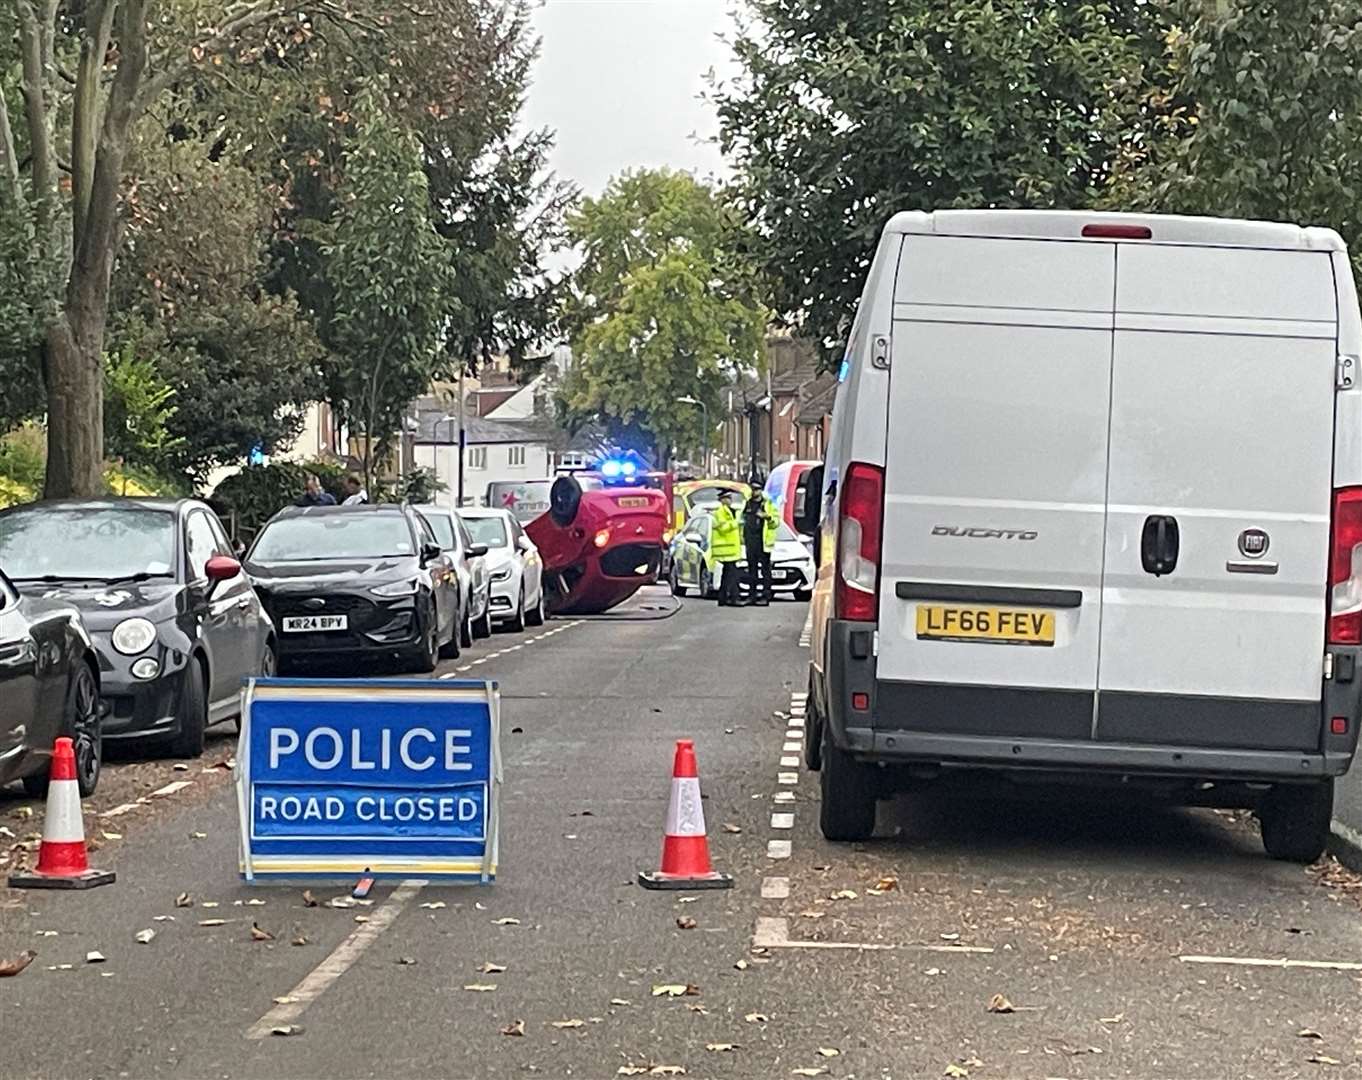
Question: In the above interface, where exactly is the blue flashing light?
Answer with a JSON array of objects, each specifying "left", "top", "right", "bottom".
[
  {"left": 621, "top": 461, "right": 637, "bottom": 477},
  {"left": 600, "top": 459, "right": 623, "bottom": 479},
  {"left": 837, "top": 358, "right": 851, "bottom": 383}
]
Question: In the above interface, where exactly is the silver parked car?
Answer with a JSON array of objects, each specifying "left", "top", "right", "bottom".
[{"left": 417, "top": 505, "right": 492, "bottom": 644}]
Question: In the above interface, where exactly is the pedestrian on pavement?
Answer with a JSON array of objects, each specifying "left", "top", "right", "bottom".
[
  {"left": 711, "top": 488, "right": 743, "bottom": 607},
  {"left": 744, "top": 480, "right": 778, "bottom": 606},
  {"left": 341, "top": 474, "right": 369, "bottom": 505},
  {"left": 295, "top": 473, "right": 337, "bottom": 507}
]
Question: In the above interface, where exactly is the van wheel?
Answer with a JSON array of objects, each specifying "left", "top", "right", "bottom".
[
  {"left": 804, "top": 671, "right": 822, "bottom": 773},
  {"left": 819, "top": 723, "right": 877, "bottom": 842},
  {"left": 1259, "top": 779, "right": 1333, "bottom": 864}
]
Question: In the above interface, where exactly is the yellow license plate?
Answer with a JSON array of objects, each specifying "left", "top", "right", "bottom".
[
  {"left": 916, "top": 606, "right": 1055, "bottom": 646},
  {"left": 616, "top": 496, "right": 650, "bottom": 508}
]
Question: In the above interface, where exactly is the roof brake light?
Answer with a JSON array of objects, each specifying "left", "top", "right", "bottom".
[{"left": 1082, "top": 223, "right": 1153, "bottom": 240}]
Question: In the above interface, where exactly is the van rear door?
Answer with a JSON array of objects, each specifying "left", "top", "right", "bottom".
[
  {"left": 1095, "top": 245, "right": 1337, "bottom": 751},
  {"left": 876, "top": 237, "right": 1115, "bottom": 738}
]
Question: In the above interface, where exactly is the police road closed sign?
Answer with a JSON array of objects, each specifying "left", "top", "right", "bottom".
[{"left": 236, "top": 678, "right": 501, "bottom": 884}]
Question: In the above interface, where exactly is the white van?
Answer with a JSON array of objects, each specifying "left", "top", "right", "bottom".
[{"left": 797, "top": 211, "right": 1362, "bottom": 862}]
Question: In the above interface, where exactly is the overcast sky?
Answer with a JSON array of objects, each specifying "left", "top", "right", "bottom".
[{"left": 523, "top": 0, "right": 739, "bottom": 199}]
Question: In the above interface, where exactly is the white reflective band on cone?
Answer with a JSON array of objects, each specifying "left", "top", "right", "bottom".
[
  {"left": 664, "top": 777, "right": 706, "bottom": 837},
  {"left": 43, "top": 779, "right": 86, "bottom": 843}
]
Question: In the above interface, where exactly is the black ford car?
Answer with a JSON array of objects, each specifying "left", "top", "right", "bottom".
[
  {"left": 0, "top": 499, "right": 275, "bottom": 757},
  {"left": 245, "top": 504, "right": 461, "bottom": 672}
]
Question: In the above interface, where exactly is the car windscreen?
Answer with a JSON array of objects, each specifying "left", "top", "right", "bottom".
[
  {"left": 419, "top": 512, "right": 456, "bottom": 550},
  {"left": 462, "top": 516, "right": 509, "bottom": 549},
  {"left": 251, "top": 514, "right": 415, "bottom": 562},
  {"left": 0, "top": 507, "right": 177, "bottom": 582}
]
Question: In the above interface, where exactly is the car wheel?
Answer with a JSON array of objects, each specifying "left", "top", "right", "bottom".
[
  {"left": 525, "top": 586, "right": 545, "bottom": 627},
  {"left": 795, "top": 587, "right": 812, "bottom": 602},
  {"left": 24, "top": 662, "right": 102, "bottom": 800},
  {"left": 670, "top": 565, "right": 688, "bottom": 598},
  {"left": 699, "top": 567, "right": 714, "bottom": 599},
  {"left": 460, "top": 597, "right": 474, "bottom": 647},
  {"left": 473, "top": 604, "right": 493, "bottom": 639},
  {"left": 804, "top": 670, "right": 823, "bottom": 773},
  {"left": 412, "top": 608, "right": 440, "bottom": 672},
  {"left": 439, "top": 601, "right": 462, "bottom": 660},
  {"left": 507, "top": 586, "right": 527, "bottom": 633},
  {"left": 236, "top": 641, "right": 277, "bottom": 733},
  {"left": 550, "top": 476, "right": 583, "bottom": 527},
  {"left": 819, "top": 721, "right": 877, "bottom": 842},
  {"left": 1259, "top": 779, "right": 1333, "bottom": 863},
  {"left": 168, "top": 658, "right": 208, "bottom": 760}
]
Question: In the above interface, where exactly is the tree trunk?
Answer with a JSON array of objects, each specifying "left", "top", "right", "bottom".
[{"left": 43, "top": 314, "right": 105, "bottom": 497}]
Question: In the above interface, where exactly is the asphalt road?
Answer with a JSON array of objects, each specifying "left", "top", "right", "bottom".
[{"left": 4, "top": 588, "right": 1362, "bottom": 1079}]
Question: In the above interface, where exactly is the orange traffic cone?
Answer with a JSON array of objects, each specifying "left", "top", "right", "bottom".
[
  {"left": 8, "top": 738, "right": 115, "bottom": 890},
  {"left": 638, "top": 739, "right": 733, "bottom": 890}
]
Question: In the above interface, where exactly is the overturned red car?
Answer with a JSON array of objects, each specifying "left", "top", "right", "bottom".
[{"left": 525, "top": 475, "right": 671, "bottom": 616}]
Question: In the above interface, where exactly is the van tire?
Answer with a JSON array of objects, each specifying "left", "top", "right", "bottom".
[
  {"left": 1259, "top": 779, "right": 1333, "bottom": 864},
  {"left": 819, "top": 725, "right": 877, "bottom": 842},
  {"left": 803, "top": 671, "right": 822, "bottom": 773}
]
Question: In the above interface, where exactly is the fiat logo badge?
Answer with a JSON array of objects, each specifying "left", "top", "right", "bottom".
[{"left": 1238, "top": 528, "right": 1270, "bottom": 559}]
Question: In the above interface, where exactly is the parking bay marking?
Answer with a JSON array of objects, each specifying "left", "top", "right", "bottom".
[
  {"left": 753, "top": 916, "right": 995, "bottom": 955},
  {"left": 246, "top": 880, "right": 424, "bottom": 1039}
]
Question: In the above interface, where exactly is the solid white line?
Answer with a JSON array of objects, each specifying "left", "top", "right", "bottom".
[
  {"left": 782, "top": 741, "right": 801, "bottom": 752},
  {"left": 245, "top": 880, "right": 424, "bottom": 1038},
  {"left": 779, "top": 755, "right": 800, "bottom": 768},
  {"left": 770, "top": 813, "right": 794, "bottom": 830},
  {"left": 761, "top": 877, "right": 790, "bottom": 899},
  {"left": 777, "top": 772, "right": 798, "bottom": 785},
  {"left": 1179, "top": 955, "right": 1362, "bottom": 972},
  {"left": 767, "top": 839, "right": 792, "bottom": 859}
]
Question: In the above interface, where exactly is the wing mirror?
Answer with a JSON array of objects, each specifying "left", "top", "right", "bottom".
[
  {"left": 421, "top": 542, "right": 443, "bottom": 565},
  {"left": 467, "top": 543, "right": 489, "bottom": 558},
  {"left": 205, "top": 555, "right": 241, "bottom": 583}
]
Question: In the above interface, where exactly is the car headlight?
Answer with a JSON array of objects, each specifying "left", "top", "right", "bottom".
[
  {"left": 112, "top": 617, "right": 157, "bottom": 656},
  {"left": 490, "top": 566, "right": 512, "bottom": 583},
  {"left": 371, "top": 578, "right": 419, "bottom": 598}
]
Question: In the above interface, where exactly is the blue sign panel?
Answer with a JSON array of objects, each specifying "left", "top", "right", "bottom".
[{"left": 236, "top": 678, "right": 501, "bottom": 884}]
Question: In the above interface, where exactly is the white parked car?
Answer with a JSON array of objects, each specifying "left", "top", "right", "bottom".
[
  {"left": 416, "top": 505, "right": 493, "bottom": 642},
  {"left": 799, "top": 210, "right": 1362, "bottom": 864},
  {"left": 459, "top": 508, "right": 546, "bottom": 631}
]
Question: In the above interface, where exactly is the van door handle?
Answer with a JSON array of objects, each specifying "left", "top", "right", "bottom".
[{"left": 1141, "top": 515, "right": 1180, "bottom": 577}]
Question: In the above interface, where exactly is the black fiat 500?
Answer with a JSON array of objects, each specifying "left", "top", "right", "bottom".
[
  {"left": 0, "top": 499, "right": 275, "bottom": 758},
  {"left": 245, "top": 504, "right": 460, "bottom": 673}
]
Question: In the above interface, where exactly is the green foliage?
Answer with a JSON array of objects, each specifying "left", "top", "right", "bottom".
[
  {"left": 560, "top": 170, "right": 766, "bottom": 461},
  {"left": 1109, "top": 2, "right": 1362, "bottom": 275},
  {"left": 0, "top": 424, "right": 47, "bottom": 494},
  {"left": 716, "top": 0, "right": 1171, "bottom": 352},
  {"left": 103, "top": 345, "right": 187, "bottom": 473},
  {"left": 398, "top": 466, "right": 446, "bottom": 506},
  {"left": 210, "top": 460, "right": 347, "bottom": 540}
]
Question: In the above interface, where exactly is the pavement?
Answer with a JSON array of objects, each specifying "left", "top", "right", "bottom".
[{"left": 4, "top": 587, "right": 1362, "bottom": 1079}]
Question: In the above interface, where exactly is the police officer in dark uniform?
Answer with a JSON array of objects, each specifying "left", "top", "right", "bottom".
[{"left": 743, "top": 482, "right": 772, "bottom": 606}]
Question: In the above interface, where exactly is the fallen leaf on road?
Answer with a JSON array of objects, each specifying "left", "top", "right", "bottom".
[
  {"left": 301, "top": 890, "right": 318, "bottom": 908},
  {"left": 481, "top": 962, "right": 507, "bottom": 974},
  {"left": 246, "top": 898, "right": 266, "bottom": 907},
  {"left": 201, "top": 901, "right": 219, "bottom": 908},
  {"left": 1099, "top": 1013, "right": 1125, "bottom": 1025},
  {"left": 925, "top": 968, "right": 943, "bottom": 976},
  {"left": 987, "top": 994, "right": 1015, "bottom": 1014},
  {"left": 706, "top": 1043, "right": 738, "bottom": 1052},
  {"left": 734, "top": 959, "right": 749, "bottom": 970},
  {"left": 173, "top": 763, "right": 189, "bottom": 771},
  {"left": 1298, "top": 1029, "right": 1324, "bottom": 1040},
  {"left": 722, "top": 823, "right": 742, "bottom": 834},
  {"left": 353, "top": 915, "right": 369, "bottom": 924},
  {"left": 940, "top": 932, "right": 961, "bottom": 941},
  {"left": 687, "top": 1002, "right": 709, "bottom": 1014},
  {"left": 870, "top": 876, "right": 898, "bottom": 893},
  {"left": 198, "top": 919, "right": 227, "bottom": 927},
  {"left": 86, "top": 951, "right": 105, "bottom": 964},
  {"left": 190, "top": 832, "right": 207, "bottom": 840},
  {"left": 1307, "top": 1055, "right": 1341, "bottom": 1066},
  {"left": 175, "top": 892, "right": 192, "bottom": 908},
  {"left": 610, "top": 998, "right": 631, "bottom": 1007},
  {"left": 817, "top": 1047, "right": 840, "bottom": 1057},
  {"left": 829, "top": 890, "right": 857, "bottom": 901},
  {"left": 652, "top": 983, "right": 699, "bottom": 997},
  {"left": 34, "top": 930, "right": 57, "bottom": 938},
  {"left": 101, "top": 831, "right": 121, "bottom": 841},
  {"left": 799, "top": 909, "right": 826, "bottom": 919},
  {"left": 791, "top": 1069, "right": 829, "bottom": 1078},
  {"left": 153, "top": 915, "right": 175, "bottom": 922},
  {"left": 420, "top": 901, "right": 446, "bottom": 910},
  {"left": 649, "top": 1068, "right": 686, "bottom": 1077},
  {"left": 134, "top": 929, "right": 155, "bottom": 945},
  {"left": 551, "top": 1019, "right": 585, "bottom": 1029},
  {"left": 273, "top": 995, "right": 299, "bottom": 1005},
  {"left": 492, "top": 917, "right": 520, "bottom": 926},
  {"left": 250, "top": 923, "right": 275, "bottom": 942},
  {"left": 291, "top": 936, "right": 308, "bottom": 946},
  {"left": 14, "top": 807, "right": 33, "bottom": 819},
  {"left": 45, "top": 964, "right": 74, "bottom": 971},
  {"left": 270, "top": 1025, "right": 303, "bottom": 1037},
  {"left": 328, "top": 897, "right": 357, "bottom": 909},
  {"left": 500, "top": 1019, "right": 525, "bottom": 1037},
  {"left": 676, "top": 917, "right": 697, "bottom": 930},
  {"left": 463, "top": 984, "right": 497, "bottom": 992},
  {"left": 617, "top": 1069, "right": 648, "bottom": 1077},
  {"left": 677, "top": 896, "right": 698, "bottom": 903},
  {"left": 745, "top": 1012, "right": 769, "bottom": 1023},
  {"left": 0, "top": 951, "right": 36, "bottom": 977},
  {"left": 397, "top": 957, "right": 418, "bottom": 966},
  {"left": 943, "top": 1066, "right": 968, "bottom": 1079}
]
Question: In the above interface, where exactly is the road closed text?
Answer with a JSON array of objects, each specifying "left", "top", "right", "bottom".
[{"left": 250, "top": 783, "right": 488, "bottom": 841}]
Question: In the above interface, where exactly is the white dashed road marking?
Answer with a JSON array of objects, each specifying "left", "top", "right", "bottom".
[
  {"left": 761, "top": 877, "right": 790, "bottom": 899},
  {"left": 767, "top": 839, "right": 792, "bottom": 859},
  {"left": 770, "top": 813, "right": 794, "bottom": 830}
]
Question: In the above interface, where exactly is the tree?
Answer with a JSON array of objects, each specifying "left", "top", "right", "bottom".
[
  {"left": 714, "top": 0, "right": 1171, "bottom": 355},
  {"left": 1108, "top": 1, "right": 1362, "bottom": 275},
  {"left": 560, "top": 169, "right": 766, "bottom": 463},
  {"left": 317, "top": 89, "right": 450, "bottom": 494}
]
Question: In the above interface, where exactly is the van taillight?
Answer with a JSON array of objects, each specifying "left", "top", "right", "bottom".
[
  {"left": 1081, "top": 224, "right": 1153, "bottom": 240},
  {"left": 835, "top": 462, "right": 884, "bottom": 622},
  {"left": 1329, "top": 487, "right": 1362, "bottom": 644}
]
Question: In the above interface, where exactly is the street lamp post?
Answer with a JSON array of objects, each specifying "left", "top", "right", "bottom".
[{"left": 676, "top": 395, "right": 708, "bottom": 475}]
